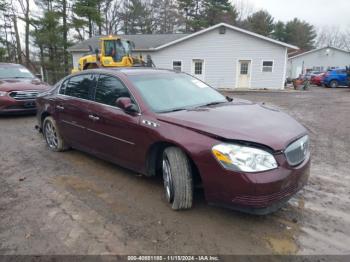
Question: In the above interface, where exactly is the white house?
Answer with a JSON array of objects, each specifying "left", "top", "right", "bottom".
[
  {"left": 288, "top": 46, "right": 350, "bottom": 78},
  {"left": 69, "top": 23, "right": 298, "bottom": 90}
]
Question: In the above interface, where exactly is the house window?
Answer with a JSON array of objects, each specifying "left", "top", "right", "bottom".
[
  {"left": 240, "top": 62, "right": 249, "bottom": 75},
  {"left": 262, "top": 61, "right": 273, "bottom": 72},
  {"left": 313, "top": 66, "right": 324, "bottom": 72},
  {"left": 193, "top": 60, "right": 203, "bottom": 75},
  {"left": 173, "top": 61, "right": 182, "bottom": 72}
]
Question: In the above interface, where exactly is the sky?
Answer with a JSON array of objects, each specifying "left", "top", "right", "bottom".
[
  {"left": 17, "top": 0, "right": 350, "bottom": 40},
  {"left": 240, "top": 0, "right": 350, "bottom": 31}
]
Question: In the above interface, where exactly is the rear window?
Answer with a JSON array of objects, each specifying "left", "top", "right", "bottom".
[{"left": 64, "top": 74, "right": 96, "bottom": 100}]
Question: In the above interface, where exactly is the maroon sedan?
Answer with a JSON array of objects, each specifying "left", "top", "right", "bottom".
[
  {"left": 36, "top": 68, "right": 310, "bottom": 214},
  {"left": 0, "top": 63, "right": 50, "bottom": 114}
]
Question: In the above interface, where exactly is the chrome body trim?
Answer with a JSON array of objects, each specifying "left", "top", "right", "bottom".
[{"left": 61, "top": 120, "right": 135, "bottom": 145}]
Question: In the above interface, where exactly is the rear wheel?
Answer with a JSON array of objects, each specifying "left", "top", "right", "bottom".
[
  {"left": 43, "top": 116, "right": 68, "bottom": 152},
  {"left": 330, "top": 80, "right": 338, "bottom": 88},
  {"left": 162, "top": 147, "right": 193, "bottom": 210}
]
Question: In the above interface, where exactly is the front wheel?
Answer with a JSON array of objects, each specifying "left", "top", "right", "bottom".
[
  {"left": 330, "top": 80, "right": 338, "bottom": 88},
  {"left": 162, "top": 147, "right": 193, "bottom": 210},
  {"left": 43, "top": 116, "right": 68, "bottom": 152}
]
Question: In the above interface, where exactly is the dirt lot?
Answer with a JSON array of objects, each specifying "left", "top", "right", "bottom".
[{"left": 0, "top": 86, "right": 349, "bottom": 255}]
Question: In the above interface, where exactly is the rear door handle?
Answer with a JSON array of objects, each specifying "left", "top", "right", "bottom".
[
  {"left": 88, "top": 114, "right": 100, "bottom": 121},
  {"left": 56, "top": 105, "right": 64, "bottom": 110}
]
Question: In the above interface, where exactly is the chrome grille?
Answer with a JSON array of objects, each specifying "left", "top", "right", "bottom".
[
  {"left": 9, "top": 90, "right": 40, "bottom": 100},
  {"left": 285, "top": 135, "right": 309, "bottom": 166}
]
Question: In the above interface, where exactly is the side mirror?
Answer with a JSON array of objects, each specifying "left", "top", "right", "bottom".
[
  {"left": 116, "top": 97, "right": 138, "bottom": 113},
  {"left": 35, "top": 74, "right": 42, "bottom": 80}
]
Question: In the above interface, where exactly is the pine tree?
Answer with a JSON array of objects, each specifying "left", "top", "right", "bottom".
[
  {"left": 31, "top": 0, "right": 72, "bottom": 82},
  {"left": 121, "top": 0, "right": 152, "bottom": 34},
  {"left": 272, "top": 21, "right": 286, "bottom": 41},
  {"left": 72, "top": 0, "right": 103, "bottom": 38},
  {"left": 244, "top": 10, "right": 274, "bottom": 36},
  {"left": 31, "top": 9, "right": 65, "bottom": 82},
  {"left": 178, "top": 0, "right": 205, "bottom": 32},
  {"left": 152, "top": 0, "right": 180, "bottom": 33},
  {"left": 284, "top": 18, "right": 316, "bottom": 50},
  {"left": 203, "top": 0, "right": 237, "bottom": 27}
]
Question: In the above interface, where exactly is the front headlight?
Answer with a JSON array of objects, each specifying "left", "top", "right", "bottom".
[
  {"left": 212, "top": 143, "right": 278, "bottom": 172},
  {"left": 0, "top": 91, "right": 8, "bottom": 97}
]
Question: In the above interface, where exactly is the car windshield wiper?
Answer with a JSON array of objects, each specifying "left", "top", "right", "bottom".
[
  {"left": 159, "top": 108, "right": 188, "bottom": 113},
  {"left": 197, "top": 101, "right": 227, "bottom": 108},
  {"left": 12, "top": 76, "right": 32, "bottom": 79}
]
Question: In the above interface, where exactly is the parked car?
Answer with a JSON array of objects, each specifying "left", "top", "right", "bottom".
[
  {"left": 0, "top": 63, "right": 50, "bottom": 114},
  {"left": 36, "top": 68, "right": 310, "bottom": 215},
  {"left": 323, "top": 68, "right": 349, "bottom": 88},
  {"left": 310, "top": 72, "right": 326, "bottom": 86},
  {"left": 303, "top": 71, "right": 322, "bottom": 80}
]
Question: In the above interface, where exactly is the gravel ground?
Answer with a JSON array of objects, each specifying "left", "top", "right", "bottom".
[{"left": 0, "top": 85, "right": 349, "bottom": 255}]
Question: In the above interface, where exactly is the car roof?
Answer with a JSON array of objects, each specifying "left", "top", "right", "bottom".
[
  {"left": 0, "top": 63, "right": 23, "bottom": 68},
  {"left": 78, "top": 67, "right": 177, "bottom": 77},
  {"left": 329, "top": 68, "right": 345, "bottom": 71}
]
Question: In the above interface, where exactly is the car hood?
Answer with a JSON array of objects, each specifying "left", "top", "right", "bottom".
[
  {"left": 157, "top": 100, "right": 307, "bottom": 151},
  {"left": 0, "top": 78, "right": 50, "bottom": 92}
]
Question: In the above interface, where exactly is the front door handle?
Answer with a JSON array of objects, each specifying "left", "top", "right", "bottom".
[
  {"left": 88, "top": 114, "right": 100, "bottom": 121},
  {"left": 56, "top": 105, "right": 64, "bottom": 110}
]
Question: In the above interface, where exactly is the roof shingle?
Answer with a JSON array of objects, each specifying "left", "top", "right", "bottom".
[{"left": 68, "top": 33, "right": 190, "bottom": 52}]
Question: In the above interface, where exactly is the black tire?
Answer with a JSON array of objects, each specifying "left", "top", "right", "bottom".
[
  {"left": 162, "top": 147, "right": 193, "bottom": 210},
  {"left": 43, "top": 116, "right": 68, "bottom": 152},
  {"left": 330, "top": 80, "right": 338, "bottom": 88}
]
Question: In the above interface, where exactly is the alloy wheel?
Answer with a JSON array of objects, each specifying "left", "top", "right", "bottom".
[
  {"left": 44, "top": 121, "right": 58, "bottom": 149},
  {"left": 162, "top": 157, "right": 174, "bottom": 203}
]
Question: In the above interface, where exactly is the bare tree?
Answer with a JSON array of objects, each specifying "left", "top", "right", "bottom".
[
  {"left": 12, "top": 14, "right": 22, "bottom": 64},
  {"left": 18, "top": 0, "right": 30, "bottom": 66},
  {"left": 233, "top": 0, "right": 255, "bottom": 21},
  {"left": 102, "top": 0, "right": 124, "bottom": 34},
  {"left": 315, "top": 26, "right": 350, "bottom": 51}
]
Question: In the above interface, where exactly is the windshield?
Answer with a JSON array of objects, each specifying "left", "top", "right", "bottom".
[
  {"left": 129, "top": 72, "right": 227, "bottom": 113},
  {"left": 104, "top": 39, "right": 131, "bottom": 62},
  {"left": 0, "top": 66, "right": 34, "bottom": 79}
]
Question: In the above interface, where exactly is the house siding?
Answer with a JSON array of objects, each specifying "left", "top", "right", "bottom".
[
  {"left": 136, "top": 28, "right": 287, "bottom": 89},
  {"left": 288, "top": 48, "right": 350, "bottom": 78}
]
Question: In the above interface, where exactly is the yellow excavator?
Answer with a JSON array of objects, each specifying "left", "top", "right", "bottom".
[{"left": 72, "top": 35, "right": 152, "bottom": 73}]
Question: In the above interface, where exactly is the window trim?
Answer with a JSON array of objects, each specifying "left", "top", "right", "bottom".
[
  {"left": 172, "top": 60, "right": 182, "bottom": 72},
  {"left": 261, "top": 60, "right": 274, "bottom": 73},
  {"left": 94, "top": 73, "right": 141, "bottom": 113},
  {"left": 57, "top": 72, "right": 142, "bottom": 115},
  {"left": 191, "top": 59, "right": 205, "bottom": 79},
  {"left": 93, "top": 73, "right": 140, "bottom": 112},
  {"left": 58, "top": 72, "right": 97, "bottom": 100}
]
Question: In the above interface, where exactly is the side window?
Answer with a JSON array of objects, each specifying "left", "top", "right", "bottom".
[
  {"left": 59, "top": 79, "right": 68, "bottom": 94},
  {"left": 95, "top": 74, "right": 131, "bottom": 107},
  {"left": 65, "top": 74, "right": 96, "bottom": 100}
]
